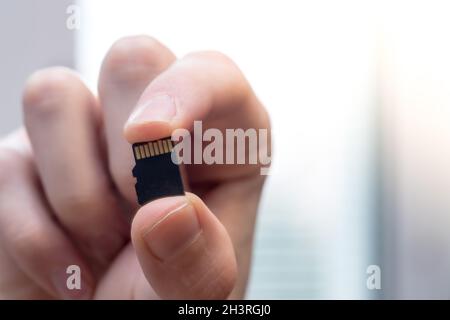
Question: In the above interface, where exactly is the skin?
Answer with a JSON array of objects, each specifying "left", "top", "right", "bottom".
[{"left": 0, "top": 35, "right": 271, "bottom": 299}]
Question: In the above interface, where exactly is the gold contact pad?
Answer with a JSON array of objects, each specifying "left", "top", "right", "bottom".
[{"left": 134, "top": 138, "right": 174, "bottom": 160}]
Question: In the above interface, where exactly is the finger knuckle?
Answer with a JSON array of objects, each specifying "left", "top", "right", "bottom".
[
  {"left": 184, "top": 50, "right": 250, "bottom": 99},
  {"left": 0, "top": 150, "right": 14, "bottom": 186},
  {"left": 101, "top": 35, "right": 173, "bottom": 82},
  {"left": 187, "top": 50, "right": 236, "bottom": 67},
  {"left": 22, "top": 67, "right": 81, "bottom": 117},
  {"left": 12, "top": 223, "right": 53, "bottom": 259},
  {"left": 0, "top": 148, "right": 28, "bottom": 188},
  {"left": 52, "top": 181, "right": 113, "bottom": 227},
  {"left": 55, "top": 187, "right": 98, "bottom": 214}
]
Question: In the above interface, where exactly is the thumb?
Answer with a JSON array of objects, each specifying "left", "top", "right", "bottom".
[{"left": 131, "top": 192, "right": 237, "bottom": 299}]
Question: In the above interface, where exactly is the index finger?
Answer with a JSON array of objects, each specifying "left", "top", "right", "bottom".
[
  {"left": 123, "top": 51, "right": 271, "bottom": 182},
  {"left": 123, "top": 52, "right": 271, "bottom": 298}
]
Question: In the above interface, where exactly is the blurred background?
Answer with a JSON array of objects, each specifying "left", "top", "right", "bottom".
[{"left": 2, "top": 0, "right": 450, "bottom": 299}]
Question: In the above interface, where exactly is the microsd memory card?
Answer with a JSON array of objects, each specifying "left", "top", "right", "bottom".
[{"left": 132, "top": 137, "right": 184, "bottom": 206}]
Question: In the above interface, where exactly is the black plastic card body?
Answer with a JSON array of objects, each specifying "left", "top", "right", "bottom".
[{"left": 132, "top": 137, "right": 184, "bottom": 206}]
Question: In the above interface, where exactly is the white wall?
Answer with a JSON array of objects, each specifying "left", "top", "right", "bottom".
[
  {"left": 380, "top": 1, "right": 450, "bottom": 298},
  {"left": 0, "top": 0, "right": 74, "bottom": 136}
]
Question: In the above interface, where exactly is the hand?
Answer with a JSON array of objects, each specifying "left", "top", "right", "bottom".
[{"left": 0, "top": 36, "right": 270, "bottom": 299}]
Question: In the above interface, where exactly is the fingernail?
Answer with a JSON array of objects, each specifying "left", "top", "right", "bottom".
[
  {"left": 126, "top": 94, "right": 177, "bottom": 126},
  {"left": 141, "top": 198, "right": 202, "bottom": 262}
]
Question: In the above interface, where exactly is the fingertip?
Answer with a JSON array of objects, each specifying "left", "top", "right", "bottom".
[
  {"left": 123, "top": 93, "right": 180, "bottom": 143},
  {"left": 123, "top": 120, "right": 173, "bottom": 143},
  {"left": 131, "top": 193, "right": 237, "bottom": 299}
]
